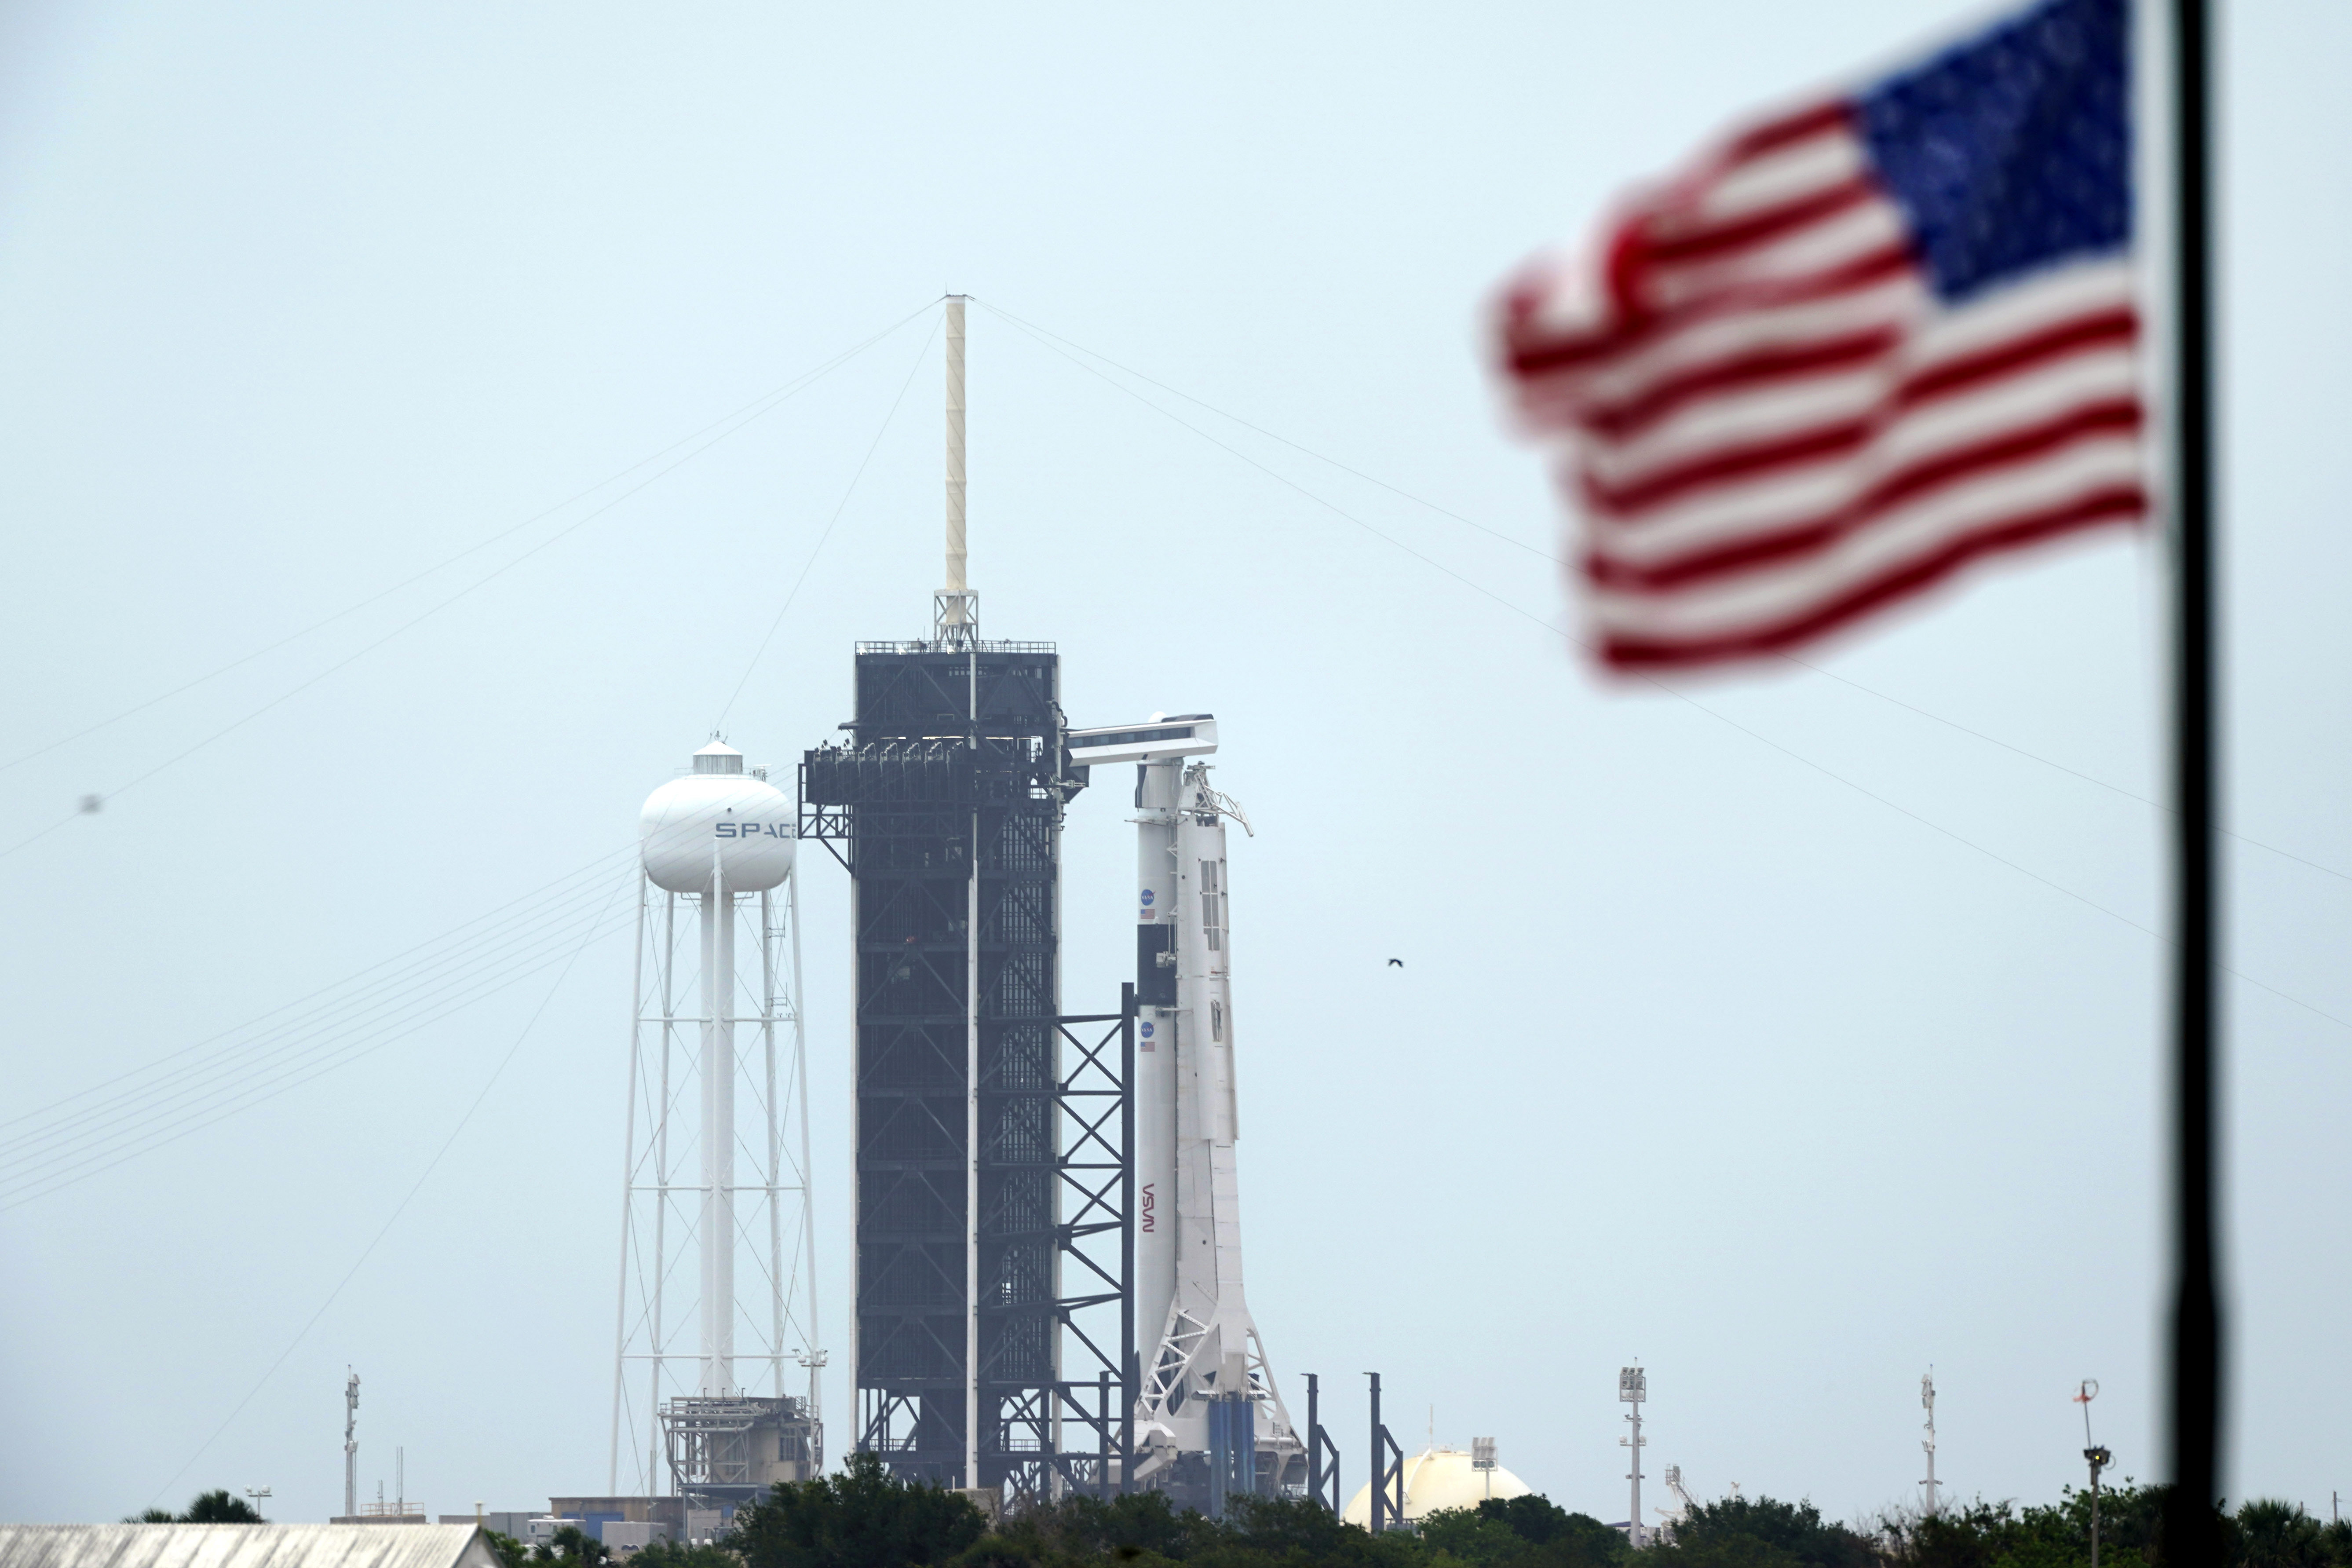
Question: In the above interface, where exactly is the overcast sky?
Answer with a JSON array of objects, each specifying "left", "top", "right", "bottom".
[{"left": 2, "top": 0, "right": 2348, "bottom": 1534}]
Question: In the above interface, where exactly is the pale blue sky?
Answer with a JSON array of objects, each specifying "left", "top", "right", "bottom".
[{"left": 1, "top": 0, "right": 2347, "bottom": 1532}]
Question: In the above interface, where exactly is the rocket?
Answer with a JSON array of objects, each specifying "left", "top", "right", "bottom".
[{"left": 1065, "top": 716, "right": 1300, "bottom": 1496}]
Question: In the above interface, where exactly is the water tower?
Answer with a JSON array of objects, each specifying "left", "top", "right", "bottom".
[{"left": 608, "top": 740, "right": 823, "bottom": 1505}]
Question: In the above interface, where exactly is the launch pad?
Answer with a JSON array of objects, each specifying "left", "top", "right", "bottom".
[{"left": 599, "top": 295, "right": 1305, "bottom": 1517}]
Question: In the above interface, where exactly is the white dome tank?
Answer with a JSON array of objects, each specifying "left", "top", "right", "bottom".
[
  {"left": 1343, "top": 1446, "right": 1532, "bottom": 1528},
  {"left": 639, "top": 741, "right": 795, "bottom": 893}
]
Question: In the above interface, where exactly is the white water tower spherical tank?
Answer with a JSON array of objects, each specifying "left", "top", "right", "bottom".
[{"left": 639, "top": 741, "right": 795, "bottom": 893}]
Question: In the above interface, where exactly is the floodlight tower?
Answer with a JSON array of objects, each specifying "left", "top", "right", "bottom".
[
  {"left": 2077, "top": 1379, "right": 2110, "bottom": 1568},
  {"left": 1620, "top": 1366, "right": 1648, "bottom": 1549},
  {"left": 1921, "top": 1371, "right": 1939, "bottom": 1517},
  {"left": 609, "top": 742, "right": 822, "bottom": 1501}
]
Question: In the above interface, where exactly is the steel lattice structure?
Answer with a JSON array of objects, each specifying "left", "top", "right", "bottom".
[
  {"left": 608, "top": 785, "right": 822, "bottom": 1502},
  {"left": 802, "top": 641, "right": 1133, "bottom": 1505}
]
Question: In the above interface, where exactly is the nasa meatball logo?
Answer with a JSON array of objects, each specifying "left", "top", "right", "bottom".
[
  {"left": 1139, "top": 1020, "right": 1156, "bottom": 1052},
  {"left": 1139, "top": 889, "right": 1154, "bottom": 905}
]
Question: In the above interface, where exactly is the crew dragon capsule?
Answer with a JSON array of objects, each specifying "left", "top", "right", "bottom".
[{"left": 1065, "top": 715, "right": 1303, "bottom": 1499}]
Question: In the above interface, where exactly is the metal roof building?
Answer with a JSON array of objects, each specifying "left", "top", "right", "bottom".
[{"left": 0, "top": 1524, "right": 502, "bottom": 1568}]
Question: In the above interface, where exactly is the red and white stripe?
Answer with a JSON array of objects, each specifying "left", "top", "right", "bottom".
[{"left": 1499, "top": 100, "right": 2146, "bottom": 668}]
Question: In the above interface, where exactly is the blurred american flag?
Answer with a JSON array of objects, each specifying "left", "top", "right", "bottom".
[{"left": 1498, "top": 0, "right": 2144, "bottom": 669}]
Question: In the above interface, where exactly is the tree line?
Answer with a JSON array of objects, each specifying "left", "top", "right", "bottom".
[
  {"left": 139, "top": 1464, "right": 2352, "bottom": 1567},
  {"left": 526, "top": 1455, "right": 2352, "bottom": 1568}
]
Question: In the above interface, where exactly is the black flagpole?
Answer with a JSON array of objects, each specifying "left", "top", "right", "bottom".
[{"left": 2167, "top": 0, "right": 2220, "bottom": 1560}]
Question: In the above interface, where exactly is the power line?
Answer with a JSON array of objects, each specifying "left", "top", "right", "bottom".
[
  {"left": 0, "top": 304, "right": 934, "bottom": 782},
  {"left": 717, "top": 311, "right": 945, "bottom": 728},
  {"left": 0, "top": 868, "right": 639, "bottom": 1208},
  {"left": 979, "top": 298, "right": 1561, "bottom": 565},
  {"left": 975, "top": 296, "right": 2352, "bottom": 1042},
  {"left": 4, "top": 310, "right": 946, "bottom": 1203},
  {"left": 0, "top": 846, "right": 635, "bottom": 1133},
  {"left": 976, "top": 298, "right": 2352, "bottom": 891},
  {"left": 0, "top": 848, "right": 638, "bottom": 1203},
  {"left": 0, "top": 304, "right": 936, "bottom": 866},
  {"left": 140, "top": 871, "right": 628, "bottom": 1507}
]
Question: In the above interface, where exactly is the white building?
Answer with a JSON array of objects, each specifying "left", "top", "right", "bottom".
[{"left": 0, "top": 1525, "right": 504, "bottom": 1568}]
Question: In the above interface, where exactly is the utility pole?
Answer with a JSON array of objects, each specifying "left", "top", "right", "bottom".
[
  {"left": 1921, "top": 1371, "right": 1939, "bottom": 1517},
  {"left": 343, "top": 1370, "right": 361, "bottom": 1521},
  {"left": 2076, "top": 1380, "right": 2110, "bottom": 1568},
  {"left": 244, "top": 1488, "right": 270, "bottom": 1519},
  {"left": 1620, "top": 1367, "right": 1648, "bottom": 1550}
]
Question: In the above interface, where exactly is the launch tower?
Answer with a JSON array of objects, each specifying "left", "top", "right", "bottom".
[{"left": 800, "top": 297, "right": 1135, "bottom": 1502}]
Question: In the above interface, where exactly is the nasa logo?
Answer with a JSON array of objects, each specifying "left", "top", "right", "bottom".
[
  {"left": 1139, "top": 889, "right": 1155, "bottom": 906},
  {"left": 1139, "top": 1022, "right": 1154, "bottom": 1038},
  {"left": 1139, "top": 1183, "right": 1156, "bottom": 1233},
  {"left": 714, "top": 822, "right": 791, "bottom": 839}
]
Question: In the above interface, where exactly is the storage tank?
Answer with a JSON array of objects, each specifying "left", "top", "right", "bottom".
[
  {"left": 1343, "top": 1445, "right": 1533, "bottom": 1528},
  {"left": 636, "top": 738, "right": 794, "bottom": 1397},
  {"left": 639, "top": 741, "right": 794, "bottom": 892}
]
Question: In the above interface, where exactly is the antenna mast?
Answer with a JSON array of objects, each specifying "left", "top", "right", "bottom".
[
  {"left": 1921, "top": 1371, "right": 1939, "bottom": 1516},
  {"left": 343, "top": 1370, "right": 360, "bottom": 1521},
  {"left": 935, "top": 295, "right": 978, "bottom": 647}
]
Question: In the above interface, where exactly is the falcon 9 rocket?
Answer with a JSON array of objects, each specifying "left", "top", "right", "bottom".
[{"left": 1066, "top": 716, "right": 1302, "bottom": 1502}]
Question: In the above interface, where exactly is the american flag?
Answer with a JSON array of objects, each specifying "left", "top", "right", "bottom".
[{"left": 1497, "top": 0, "right": 2143, "bottom": 669}]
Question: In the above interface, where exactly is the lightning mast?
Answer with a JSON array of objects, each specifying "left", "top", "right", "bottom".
[
  {"left": 936, "top": 295, "right": 976, "bottom": 647},
  {"left": 950, "top": 295, "right": 981, "bottom": 1499}
]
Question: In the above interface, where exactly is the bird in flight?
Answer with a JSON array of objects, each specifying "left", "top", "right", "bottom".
[{"left": 1387, "top": 958, "right": 1403, "bottom": 968}]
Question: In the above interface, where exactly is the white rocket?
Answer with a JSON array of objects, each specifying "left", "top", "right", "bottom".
[{"left": 1066, "top": 716, "right": 1300, "bottom": 1491}]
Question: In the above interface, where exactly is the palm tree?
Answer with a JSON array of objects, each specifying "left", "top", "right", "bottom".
[{"left": 124, "top": 1490, "right": 267, "bottom": 1524}]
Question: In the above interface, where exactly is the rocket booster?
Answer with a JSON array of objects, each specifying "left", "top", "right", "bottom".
[
  {"left": 1065, "top": 713, "right": 1297, "bottom": 1489},
  {"left": 1134, "top": 758, "right": 1180, "bottom": 1361}
]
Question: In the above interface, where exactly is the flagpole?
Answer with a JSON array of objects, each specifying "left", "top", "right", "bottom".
[{"left": 2166, "top": 0, "right": 2220, "bottom": 1559}]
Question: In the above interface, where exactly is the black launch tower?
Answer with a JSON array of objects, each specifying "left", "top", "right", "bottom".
[{"left": 800, "top": 639, "right": 1135, "bottom": 1502}]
